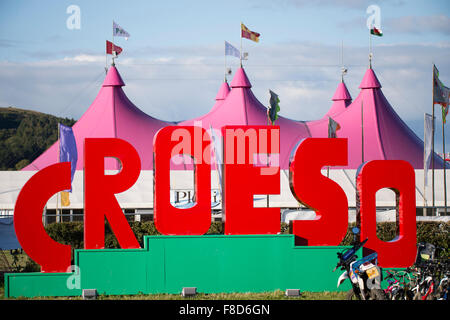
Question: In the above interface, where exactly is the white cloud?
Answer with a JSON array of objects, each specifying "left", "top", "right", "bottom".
[
  {"left": 0, "top": 41, "right": 449, "bottom": 143},
  {"left": 386, "top": 15, "right": 450, "bottom": 34},
  {"left": 64, "top": 54, "right": 104, "bottom": 63}
]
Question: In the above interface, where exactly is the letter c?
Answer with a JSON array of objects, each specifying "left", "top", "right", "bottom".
[{"left": 14, "top": 163, "right": 72, "bottom": 272}]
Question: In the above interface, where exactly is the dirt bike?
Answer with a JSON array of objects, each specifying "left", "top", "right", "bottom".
[{"left": 333, "top": 227, "right": 386, "bottom": 300}]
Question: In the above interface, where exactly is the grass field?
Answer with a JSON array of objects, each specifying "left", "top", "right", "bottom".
[{"left": 0, "top": 286, "right": 347, "bottom": 300}]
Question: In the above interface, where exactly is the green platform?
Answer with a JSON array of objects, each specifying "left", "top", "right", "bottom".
[{"left": 4, "top": 234, "right": 358, "bottom": 298}]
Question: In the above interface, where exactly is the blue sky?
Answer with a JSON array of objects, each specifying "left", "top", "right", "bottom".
[
  {"left": 1, "top": 0, "right": 449, "bottom": 59},
  {"left": 1, "top": 0, "right": 450, "bottom": 150}
]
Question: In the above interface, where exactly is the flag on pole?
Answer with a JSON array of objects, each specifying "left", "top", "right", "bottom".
[
  {"left": 433, "top": 65, "right": 450, "bottom": 123},
  {"left": 113, "top": 21, "right": 130, "bottom": 39},
  {"left": 328, "top": 117, "right": 341, "bottom": 138},
  {"left": 434, "top": 65, "right": 450, "bottom": 124},
  {"left": 424, "top": 113, "right": 433, "bottom": 186},
  {"left": 241, "top": 23, "right": 260, "bottom": 42},
  {"left": 225, "top": 41, "right": 240, "bottom": 58},
  {"left": 443, "top": 105, "right": 449, "bottom": 124},
  {"left": 59, "top": 124, "right": 78, "bottom": 196},
  {"left": 267, "top": 90, "right": 280, "bottom": 125},
  {"left": 60, "top": 191, "right": 70, "bottom": 207},
  {"left": 106, "top": 40, "right": 123, "bottom": 55},
  {"left": 370, "top": 26, "right": 383, "bottom": 37}
]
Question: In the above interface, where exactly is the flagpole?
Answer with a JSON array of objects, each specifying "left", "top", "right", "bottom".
[
  {"left": 112, "top": 20, "right": 116, "bottom": 66},
  {"left": 442, "top": 112, "right": 447, "bottom": 215},
  {"left": 240, "top": 23, "right": 243, "bottom": 67},
  {"left": 424, "top": 113, "right": 427, "bottom": 215},
  {"left": 361, "top": 101, "right": 365, "bottom": 164},
  {"left": 224, "top": 41, "right": 227, "bottom": 81},
  {"left": 369, "top": 25, "right": 372, "bottom": 69},
  {"left": 432, "top": 64, "right": 436, "bottom": 213},
  {"left": 105, "top": 43, "right": 108, "bottom": 73},
  {"left": 327, "top": 117, "right": 330, "bottom": 178},
  {"left": 57, "top": 123, "right": 60, "bottom": 223}
]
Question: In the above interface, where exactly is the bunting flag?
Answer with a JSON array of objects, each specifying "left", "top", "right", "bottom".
[
  {"left": 267, "top": 90, "right": 280, "bottom": 125},
  {"left": 433, "top": 65, "right": 450, "bottom": 124},
  {"left": 60, "top": 191, "right": 70, "bottom": 207},
  {"left": 241, "top": 23, "right": 260, "bottom": 42},
  {"left": 225, "top": 41, "right": 240, "bottom": 58},
  {"left": 370, "top": 26, "right": 383, "bottom": 37},
  {"left": 59, "top": 124, "right": 78, "bottom": 195},
  {"left": 113, "top": 21, "right": 130, "bottom": 39},
  {"left": 106, "top": 40, "right": 123, "bottom": 55},
  {"left": 443, "top": 105, "right": 449, "bottom": 124},
  {"left": 328, "top": 117, "right": 341, "bottom": 138}
]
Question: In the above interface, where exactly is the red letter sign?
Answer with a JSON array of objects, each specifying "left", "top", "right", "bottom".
[
  {"left": 84, "top": 138, "right": 141, "bottom": 249},
  {"left": 153, "top": 126, "right": 211, "bottom": 235},
  {"left": 223, "top": 126, "right": 280, "bottom": 235},
  {"left": 356, "top": 160, "right": 416, "bottom": 268},
  {"left": 14, "top": 163, "right": 72, "bottom": 272},
  {"left": 289, "top": 138, "right": 348, "bottom": 245}
]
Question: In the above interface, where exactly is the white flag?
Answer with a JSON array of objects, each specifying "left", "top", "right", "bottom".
[
  {"left": 225, "top": 41, "right": 240, "bottom": 58},
  {"left": 424, "top": 113, "right": 433, "bottom": 186},
  {"left": 113, "top": 21, "right": 130, "bottom": 39}
]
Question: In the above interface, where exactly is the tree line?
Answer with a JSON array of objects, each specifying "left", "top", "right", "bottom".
[{"left": 0, "top": 107, "right": 76, "bottom": 170}]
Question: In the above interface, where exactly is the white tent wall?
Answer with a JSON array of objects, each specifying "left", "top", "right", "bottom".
[{"left": 1, "top": 169, "right": 449, "bottom": 214}]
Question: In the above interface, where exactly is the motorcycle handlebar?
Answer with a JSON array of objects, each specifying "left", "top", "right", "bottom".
[{"left": 334, "top": 237, "right": 369, "bottom": 270}]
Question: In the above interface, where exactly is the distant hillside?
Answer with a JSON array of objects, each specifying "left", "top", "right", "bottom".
[{"left": 0, "top": 107, "right": 76, "bottom": 170}]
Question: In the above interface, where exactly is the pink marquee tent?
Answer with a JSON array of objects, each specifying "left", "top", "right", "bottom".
[
  {"left": 178, "top": 67, "right": 311, "bottom": 169},
  {"left": 23, "top": 65, "right": 175, "bottom": 171},
  {"left": 23, "top": 64, "right": 443, "bottom": 173},
  {"left": 307, "top": 67, "right": 445, "bottom": 169}
]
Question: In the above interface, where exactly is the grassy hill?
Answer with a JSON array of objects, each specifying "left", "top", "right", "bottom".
[{"left": 0, "top": 107, "right": 76, "bottom": 170}]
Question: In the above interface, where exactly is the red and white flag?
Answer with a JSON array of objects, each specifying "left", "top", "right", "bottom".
[{"left": 106, "top": 40, "right": 122, "bottom": 55}]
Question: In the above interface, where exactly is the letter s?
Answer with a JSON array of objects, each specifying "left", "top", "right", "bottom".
[{"left": 289, "top": 138, "right": 348, "bottom": 245}]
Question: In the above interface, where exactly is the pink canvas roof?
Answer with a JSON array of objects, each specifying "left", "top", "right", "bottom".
[
  {"left": 178, "top": 67, "right": 311, "bottom": 169},
  {"left": 24, "top": 64, "right": 442, "bottom": 173},
  {"left": 23, "top": 66, "right": 174, "bottom": 171},
  {"left": 325, "top": 81, "right": 352, "bottom": 118},
  {"left": 307, "top": 68, "right": 445, "bottom": 169}
]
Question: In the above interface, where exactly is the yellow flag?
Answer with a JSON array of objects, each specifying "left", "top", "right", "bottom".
[
  {"left": 241, "top": 23, "right": 260, "bottom": 43},
  {"left": 60, "top": 191, "right": 70, "bottom": 207}
]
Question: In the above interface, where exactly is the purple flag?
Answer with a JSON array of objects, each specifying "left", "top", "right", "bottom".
[{"left": 59, "top": 124, "right": 78, "bottom": 192}]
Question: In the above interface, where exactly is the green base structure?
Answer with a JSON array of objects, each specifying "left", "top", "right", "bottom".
[{"left": 4, "top": 234, "right": 359, "bottom": 298}]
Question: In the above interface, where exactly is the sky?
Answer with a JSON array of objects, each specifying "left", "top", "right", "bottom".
[{"left": 1, "top": 0, "right": 450, "bottom": 151}]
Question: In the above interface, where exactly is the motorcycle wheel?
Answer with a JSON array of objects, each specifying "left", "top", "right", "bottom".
[
  {"left": 412, "top": 291, "right": 421, "bottom": 300},
  {"left": 391, "top": 289, "right": 404, "bottom": 300},
  {"left": 370, "top": 289, "right": 387, "bottom": 300}
]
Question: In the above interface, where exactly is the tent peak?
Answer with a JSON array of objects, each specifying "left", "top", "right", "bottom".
[
  {"left": 215, "top": 81, "right": 230, "bottom": 101},
  {"left": 230, "top": 67, "right": 252, "bottom": 88},
  {"left": 332, "top": 81, "right": 352, "bottom": 101},
  {"left": 359, "top": 68, "right": 381, "bottom": 89},
  {"left": 103, "top": 65, "right": 125, "bottom": 87}
]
